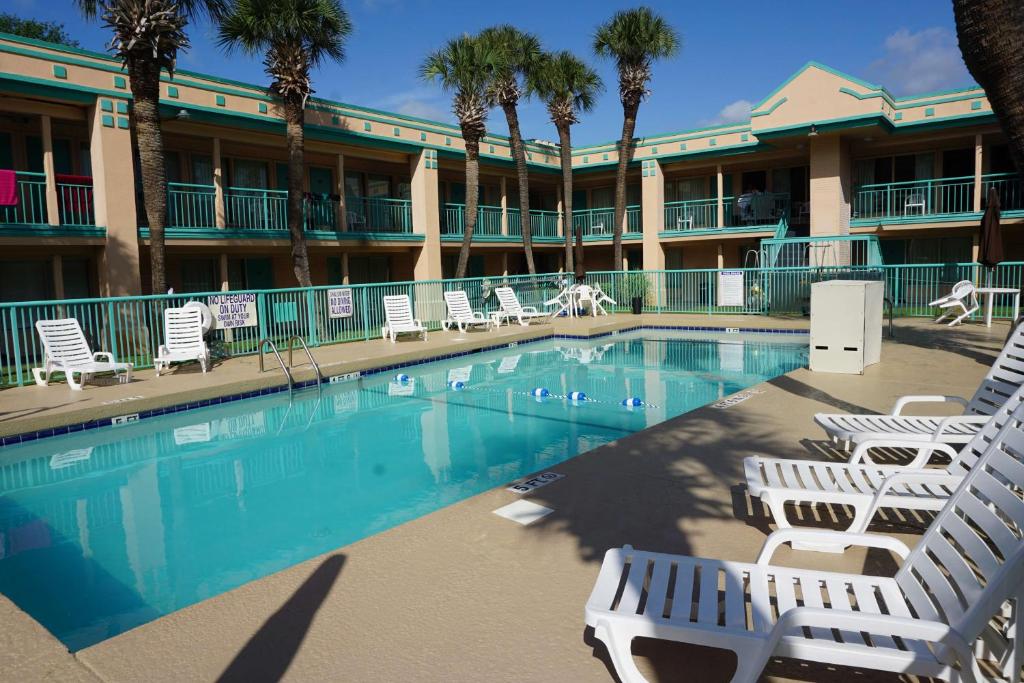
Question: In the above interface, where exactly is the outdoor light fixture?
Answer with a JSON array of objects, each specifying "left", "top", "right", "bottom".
[
  {"left": 175, "top": 109, "right": 190, "bottom": 120},
  {"left": 808, "top": 124, "right": 818, "bottom": 137}
]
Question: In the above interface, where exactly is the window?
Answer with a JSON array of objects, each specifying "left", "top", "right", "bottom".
[
  {"left": 62, "top": 258, "right": 92, "bottom": 298},
  {"left": 348, "top": 255, "right": 391, "bottom": 284},
  {"left": 180, "top": 258, "right": 219, "bottom": 293},
  {"left": 230, "top": 159, "right": 268, "bottom": 188},
  {"left": 191, "top": 155, "right": 213, "bottom": 185},
  {"left": 0, "top": 260, "right": 52, "bottom": 302}
]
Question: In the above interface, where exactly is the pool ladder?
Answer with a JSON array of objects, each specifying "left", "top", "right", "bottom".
[{"left": 258, "top": 336, "right": 323, "bottom": 395}]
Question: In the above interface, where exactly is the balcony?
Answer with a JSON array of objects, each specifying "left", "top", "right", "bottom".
[
  {"left": 0, "top": 171, "right": 97, "bottom": 232},
  {"left": 662, "top": 193, "right": 792, "bottom": 235},
  {"left": 852, "top": 173, "right": 1024, "bottom": 224},
  {"left": 507, "top": 208, "right": 561, "bottom": 239},
  {"left": 571, "top": 206, "right": 641, "bottom": 239},
  {"left": 344, "top": 196, "right": 413, "bottom": 233},
  {"left": 442, "top": 203, "right": 504, "bottom": 238}
]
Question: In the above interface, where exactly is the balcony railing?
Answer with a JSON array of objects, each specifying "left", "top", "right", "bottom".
[
  {"left": 664, "top": 198, "right": 718, "bottom": 231},
  {"left": 167, "top": 182, "right": 216, "bottom": 229},
  {"left": 572, "top": 206, "right": 641, "bottom": 237},
  {"left": 852, "top": 173, "right": 1024, "bottom": 221},
  {"left": 55, "top": 176, "right": 95, "bottom": 227},
  {"left": 345, "top": 196, "right": 412, "bottom": 233},
  {"left": 441, "top": 203, "right": 504, "bottom": 236},
  {"left": 725, "top": 192, "right": 790, "bottom": 227},
  {"left": 507, "top": 208, "right": 560, "bottom": 238},
  {"left": 225, "top": 187, "right": 287, "bottom": 231},
  {"left": 0, "top": 171, "right": 47, "bottom": 226}
]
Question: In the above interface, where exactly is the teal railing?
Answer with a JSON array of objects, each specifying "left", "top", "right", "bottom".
[
  {"left": 345, "top": 196, "right": 412, "bottom": 233},
  {"left": 572, "top": 206, "right": 641, "bottom": 237},
  {"left": 0, "top": 171, "right": 47, "bottom": 226},
  {"left": 852, "top": 173, "right": 1024, "bottom": 221},
  {"left": 759, "top": 233, "right": 884, "bottom": 269},
  {"left": 507, "top": 208, "right": 560, "bottom": 238},
  {"left": 724, "top": 192, "right": 790, "bottom": 227},
  {"left": 167, "top": 182, "right": 217, "bottom": 229},
  {"left": 225, "top": 187, "right": 287, "bottom": 231},
  {"left": 56, "top": 180, "right": 95, "bottom": 227},
  {"left": 441, "top": 203, "right": 504, "bottom": 237},
  {"left": 664, "top": 198, "right": 718, "bottom": 231}
]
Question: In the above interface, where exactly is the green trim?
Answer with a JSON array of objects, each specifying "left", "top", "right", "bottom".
[
  {"left": 0, "top": 71, "right": 113, "bottom": 103},
  {"left": 215, "top": 94, "right": 226, "bottom": 107},
  {"left": 750, "top": 96, "right": 787, "bottom": 117},
  {"left": 924, "top": 107, "right": 935, "bottom": 117},
  {"left": 0, "top": 224, "right": 106, "bottom": 238},
  {"left": 893, "top": 111, "right": 998, "bottom": 134},
  {"left": 754, "top": 113, "right": 889, "bottom": 138},
  {"left": 168, "top": 85, "right": 179, "bottom": 98},
  {"left": 573, "top": 121, "right": 749, "bottom": 154},
  {"left": 972, "top": 100, "right": 982, "bottom": 111},
  {"left": 101, "top": 114, "right": 114, "bottom": 128},
  {"left": 116, "top": 116, "right": 129, "bottom": 129},
  {"left": 52, "top": 64, "right": 67, "bottom": 79},
  {"left": 100, "top": 99, "right": 112, "bottom": 112},
  {"left": 113, "top": 75, "right": 126, "bottom": 89},
  {"left": 116, "top": 101, "right": 128, "bottom": 114},
  {"left": 850, "top": 209, "right": 1024, "bottom": 228},
  {"left": 140, "top": 227, "right": 425, "bottom": 242},
  {"left": 659, "top": 225, "right": 775, "bottom": 238},
  {"left": 258, "top": 102, "right": 267, "bottom": 113}
]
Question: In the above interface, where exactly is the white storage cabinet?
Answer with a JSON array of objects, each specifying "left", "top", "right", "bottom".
[{"left": 809, "top": 280, "right": 883, "bottom": 374}]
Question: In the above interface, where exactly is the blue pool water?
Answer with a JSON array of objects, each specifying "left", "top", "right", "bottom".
[{"left": 0, "top": 331, "right": 806, "bottom": 649}]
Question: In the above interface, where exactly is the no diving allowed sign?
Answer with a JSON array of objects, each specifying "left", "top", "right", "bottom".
[{"left": 506, "top": 471, "right": 564, "bottom": 493}]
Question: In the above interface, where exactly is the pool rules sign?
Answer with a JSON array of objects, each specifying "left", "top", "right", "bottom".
[
  {"left": 327, "top": 288, "right": 354, "bottom": 319},
  {"left": 207, "top": 293, "right": 258, "bottom": 329}
]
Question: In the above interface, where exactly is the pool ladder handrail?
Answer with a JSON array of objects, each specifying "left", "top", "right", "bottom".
[
  {"left": 286, "top": 335, "right": 323, "bottom": 386},
  {"left": 258, "top": 338, "right": 294, "bottom": 393}
]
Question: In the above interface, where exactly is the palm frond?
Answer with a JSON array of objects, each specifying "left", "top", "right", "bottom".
[
  {"left": 529, "top": 50, "right": 603, "bottom": 126},
  {"left": 478, "top": 25, "right": 541, "bottom": 107},
  {"left": 593, "top": 6, "right": 680, "bottom": 69},
  {"left": 421, "top": 34, "right": 493, "bottom": 139}
]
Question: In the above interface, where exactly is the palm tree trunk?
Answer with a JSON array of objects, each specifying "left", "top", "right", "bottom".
[
  {"left": 284, "top": 96, "right": 312, "bottom": 287},
  {"left": 556, "top": 122, "right": 574, "bottom": 275},
  {"left": 128, "top": 59, "right": 167, "bottom": 294},
  {"left": 613, "top": 97, "right": 639, "bottom": 271},
  {"left": 456, "top": 138, "right": 480, "bottom": 279},
  {"left": 502, "top": 102, "right": 535, "bottom": 274},
  {"left": 954, "top": 0, "right": 1024, "bottom": 173}
]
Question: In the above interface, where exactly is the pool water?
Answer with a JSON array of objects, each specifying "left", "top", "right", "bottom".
[{"left": 0, "top": 331, "right": 806, "bottom": 649}]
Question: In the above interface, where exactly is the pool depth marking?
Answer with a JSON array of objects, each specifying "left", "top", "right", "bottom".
[{"left": 506, "top": 471, "right": 565, "bottom": 493}]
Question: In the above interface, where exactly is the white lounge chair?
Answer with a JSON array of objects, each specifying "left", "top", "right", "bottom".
[
  {"left": 815, "top": 319, "right": 1024, "bottom": 449},
  {"left": 586, "top": 396, "right": 1024, "bottom": 683},
  {"left": 494, "top": 286, "right": 549, "bottom": 326},
  {"left": 929, "top": 279, "right": 980, "bottom": 327},
  {"left": 575, "top": 284, "right": 616, "bottom": 317},
  {"left": 381, "top": 295, "right": 427, "bottom": 343},
  {"left": 154, "top": 307, "right": 209, "bottom": 376},
  {"left": 442, "top": 290, "right": 494, "bottom": 333},
  {"left": 744, "top": 383, "right": 1023, "bottom": 552},
  {"left": 32, "top": 318, "right": 133, "bottom": 390}
]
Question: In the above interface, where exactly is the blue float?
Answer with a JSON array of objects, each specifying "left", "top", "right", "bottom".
[
  {"left": 621, "top": 397, "right": 643, "bottom": 407},
  {"left": 448, "top": 380, "right": 466, "bottom": 391},
  {"left": 568, "top": 391, "right": 587, "bottom": 402},
  {"left": 531, "top": 387, "right": 550, "bottom": 398},
  {"left": 394, "top": 373, "right": 411, "bottom": 383}
]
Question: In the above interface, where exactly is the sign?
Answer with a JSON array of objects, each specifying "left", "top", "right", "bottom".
[
  {"left": 717, "top": 270, "right": 745, "bottom": 307},
  {"left": 208, "top": 293, "right": 258, "bottom": 329},
  {"left": 506, "top": 471, "right": 565, "bottom": 493},
  {"left": 327, "top": 288, "right": 354, "bottom": 319}
]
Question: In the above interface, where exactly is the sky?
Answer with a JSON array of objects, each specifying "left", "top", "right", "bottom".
[{"left": 6, "top": 0, "right": 975, "bottom": 146}]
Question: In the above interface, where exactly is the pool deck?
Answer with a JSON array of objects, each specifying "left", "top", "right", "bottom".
[{"left": 0, "top": 315, "right": 1010, "bottom": 682}]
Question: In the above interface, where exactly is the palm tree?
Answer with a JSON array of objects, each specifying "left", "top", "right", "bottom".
[
  {"left": 218, "top": 0, "right": 351, "bottom": 287},
  {"left": 77, "top": 0, "right": 227, "bottom": 293},
  {"left": 422, "top": 35, "right": 493, "bottom": 279},
  {"left": 479, "top": 25, "right": 541, "bottom": 274},
  {"left": 529, "top": 51, "right": 602, "bottom": 277},
  {"left": 594, "top": 7, "right": 679, "bottom": 270},
  {"left": 953, "top": 1, "right": 1024, "bottom": 173}
]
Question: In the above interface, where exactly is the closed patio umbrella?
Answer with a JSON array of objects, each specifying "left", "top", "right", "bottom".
[{"left": 979, "top": 186, "right": 1005, "bottom": 269}]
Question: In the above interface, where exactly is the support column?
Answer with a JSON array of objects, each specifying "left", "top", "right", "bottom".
[
  {"left": 501, "top": 252, "right": 509, "bottom": 277},
  {"left": 341, "top": 251, "right": 350, "bottom": 284},
  {"left": 219, "top": 253, "right": 230, "bottom": 290},
  {"left": 556, "top": 184, "right": 564, "bottom": 237},
  {"left": 641, "top": 159, "right": 666, "bottom": 271},
  {"left": 336, "top": 153, "right": 348, "bottom": 232},
  {"left": 500, "top": 176, "right": 508, "bottom": 235},
  {"left": 974, "top": 134, "right": 983, "bottom": 212},
  {"left": 89, "top": 98, "right": 141, "bottom": 295},
  {"left": 809, "top": 134, "right": 852, "bottom": 266},
  {"left": 41, "top": 115, "right": 60, "bottom": 226},
  {"left": 716, "top": 244, "right": 724, "bottom": 269},
  {"left": 411, "top": 148, "right": 441, "bottom": 280},
  {"left": 213, "top": 138, "right": 225, "bottom": 229},
  {"left": 716, "top": 164, "right": 725, "bottom": 228}
]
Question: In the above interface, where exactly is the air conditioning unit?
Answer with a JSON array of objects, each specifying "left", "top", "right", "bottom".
[{"left": 809, "top": 280, "right": 883, "bottom": 374}]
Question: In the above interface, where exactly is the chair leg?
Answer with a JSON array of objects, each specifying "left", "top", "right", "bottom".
[
  {"left": 593, "top": 622, "right": 648, "bottom": 683},
  {"left": 67, "top": 370, "right": 84, "bottom": 391}
]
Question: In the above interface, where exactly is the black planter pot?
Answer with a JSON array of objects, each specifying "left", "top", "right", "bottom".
[{"left": 631, "top": 296, "right": 643, "bottom": 314}]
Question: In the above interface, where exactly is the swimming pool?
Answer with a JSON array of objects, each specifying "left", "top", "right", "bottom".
[{"left": 0, "top": 330, "right": 806, "bottom": 649}]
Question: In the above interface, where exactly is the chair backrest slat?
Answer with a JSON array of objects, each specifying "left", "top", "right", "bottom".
[
  {"left": 35, "top": 319, "right": 94, "bottom": 366},
  {"left": 444, "top": 291, "right": 474, "bottom": 320},
  {"left": 897, "top": 396, "right": 1024, "bottom": 644},
  {"left": 966, "top": 324, "right": 1024, "bottom": 416},
  {"left": 495, "top": 287, "right": 522, "bottom": 314},
  {"left": 383, "top": 295, "right": 414, "bottom": 327},
  {"left": 163, "top": 308, "right": 204, "bottom": 351}
]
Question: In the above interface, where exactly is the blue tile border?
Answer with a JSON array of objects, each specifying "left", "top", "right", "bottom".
[{"left": 0, "top": 325, "right": 806, "bottom": 448}]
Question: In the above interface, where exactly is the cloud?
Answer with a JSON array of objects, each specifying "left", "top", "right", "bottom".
[
  {"left": 372, "top": 88, "right": 452, "bottom": 123},
  {"left": 868, "top": 27, "right": 972, "bottom": 95},
  {"left": 698, "top": 99, "right": 752, "bottom": 126}
]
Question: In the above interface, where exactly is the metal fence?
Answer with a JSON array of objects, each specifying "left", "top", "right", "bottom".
[{"left": 1, "top": 263, "right": 1021, "bottom": 387}]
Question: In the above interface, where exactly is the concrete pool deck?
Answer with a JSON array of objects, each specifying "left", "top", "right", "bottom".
[{"left": 0, "top": 317, "right": 1010, "bottom": 682}]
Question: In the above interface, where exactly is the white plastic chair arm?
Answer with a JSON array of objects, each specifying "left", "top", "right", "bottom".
[
  {"left": 93, "top": 352, "right": 115, "bottom": 363},
  {"left": 765, "top": 607, "right": 970, "bottom": 662},
  {"left": 756, "top": 529, "right": 911, "bottom": 565},
  {"left": 849, "top": 439, "right": 960, "bottom": 467},
  {"left": 890, "top": 395, "right": 967, "bottom": 415},
  {"left": 157, "top": 345, "right": 170, "bottom": 357},
  {"left": 863, "top": 470, "right": 964, "bottom": 521},
  {"left": 521, "top": 306, "right": 540, "bottom": 314},
  {"left": 931, "top": 414, "right": 989, "bottom": 438}
]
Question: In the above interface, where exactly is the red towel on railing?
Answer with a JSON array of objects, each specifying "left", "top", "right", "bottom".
[
  {"left": 55, "top": 174, "right": 94, "bottom": 216},
  {"left": 0, "top": 169, "right": 17, "bottom": 206}
]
